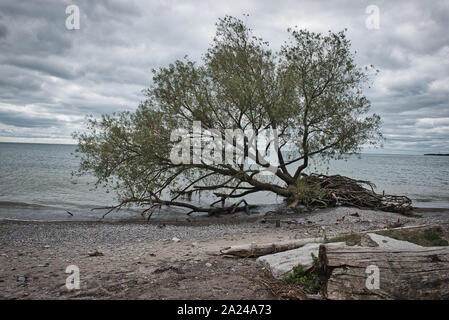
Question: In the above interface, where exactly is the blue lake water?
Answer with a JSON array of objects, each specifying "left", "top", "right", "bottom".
[{"left": 0, "top": 142, "right": 448, "bottom": 221}]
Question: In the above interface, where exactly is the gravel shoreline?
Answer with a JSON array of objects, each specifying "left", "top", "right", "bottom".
[
  {"left": 1, "top": 206, "right": 448, "bottom": 299},
  {"left": 1, "top": 206, "right": 448, "bottom": 247},
  {"left": 0, "top": 220, "right": 267, "bottom": 247}
]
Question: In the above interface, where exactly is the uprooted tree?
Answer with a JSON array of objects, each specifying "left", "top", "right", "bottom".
[{"left": 74, "top": 15, "right": 412, "bottom": 219}]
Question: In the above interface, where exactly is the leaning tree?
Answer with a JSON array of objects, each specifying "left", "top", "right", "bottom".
[{"left": 74, "top": 16, "right": 411, "bottom": 219}]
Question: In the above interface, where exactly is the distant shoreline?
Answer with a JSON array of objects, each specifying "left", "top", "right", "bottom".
[{"left": 424, "top": 153, "right": 449, "bottom": 156}]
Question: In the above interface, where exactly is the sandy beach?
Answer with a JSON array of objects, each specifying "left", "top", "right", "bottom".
[{"left": 0, "top": 206, "right": 448, "bottom": 300}]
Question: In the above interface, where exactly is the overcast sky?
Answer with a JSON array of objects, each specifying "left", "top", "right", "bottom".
[{"left": 0, "top": 0, "right": 448, "bottom": 154}]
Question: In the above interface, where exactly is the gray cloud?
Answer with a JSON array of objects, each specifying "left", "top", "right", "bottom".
[
  {"left": 0, "top": 23, "right": 7, "bottom": 38},
  {"left": 0, "top": 0, "right": 448, "bottom": 153},
  {"left": 0, "top": 110, "right": 63, "bottom": 128}
]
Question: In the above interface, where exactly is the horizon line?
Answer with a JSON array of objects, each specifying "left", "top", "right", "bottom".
[{"left": 0, "top": 141, "right": 439, "bottom": 156}]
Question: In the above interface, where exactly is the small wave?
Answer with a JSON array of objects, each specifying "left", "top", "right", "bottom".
[
  {"left": 0, "top": 217, "right": 67, "bottom": 223},
  {"left": 412, "top": 198, "right": 434, "bottom": 203},
  {"left": 0, "top": 201, "right": 48, "bottom": 208}
]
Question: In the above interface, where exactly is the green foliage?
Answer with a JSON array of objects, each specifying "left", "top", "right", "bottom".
[
  {"left": 291, "top": 178, "right": 327, "bottom": 209},
  {"left": 284, "top": 264, "right": 306, "bottom": 281},
  {"left": 422, "top": 230, "right": 449, "bottom": 246},
  {"left": 73, "top": 15, "right": 383, "bottom": 213},
  {"left": 377, "top": 228, "right": 448, "bottom": 247},
  {"left": 326, "top": 232, "right": 362, "bottom": 246},
  {"left": 283, "top": 253, "right": 322, "bottom": 294}
]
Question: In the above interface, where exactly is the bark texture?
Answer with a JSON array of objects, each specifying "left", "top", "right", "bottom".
[{"left": 318, "top": 244, "right": 449, "bottom": 300}]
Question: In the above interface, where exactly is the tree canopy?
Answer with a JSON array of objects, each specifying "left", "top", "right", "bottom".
[{"left": 74, "top": 16, "right": 383, "bottom": 218}]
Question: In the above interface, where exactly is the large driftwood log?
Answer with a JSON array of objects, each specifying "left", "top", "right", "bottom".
[
  {"left": 318, "top": 244, "right": 449, "bottom": 300},
  {"left": 220, "top": 238, "right": 322, "bottom": 257}
]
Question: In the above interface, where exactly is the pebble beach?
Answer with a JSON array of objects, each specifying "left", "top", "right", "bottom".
[{"left": 1, "top": 206, "right": 448, "bottom": 299}]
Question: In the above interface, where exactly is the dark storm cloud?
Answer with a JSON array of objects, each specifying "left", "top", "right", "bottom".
[
  {"left": 0, "top": 24, "right": 7, "bottom": 38},
  {"left": 0, "top": 0, "right": 448, "bottom": 153},
  {"left": 0, "top": 110, "right": 63, "bottom": 128},
  {"left": 4, "top": 56, "right": 83, "bottom": 79}
]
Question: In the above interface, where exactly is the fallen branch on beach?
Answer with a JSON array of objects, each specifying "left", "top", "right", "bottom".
[{"left": 219, "top": 238, "right": 322, "bottom": 258}]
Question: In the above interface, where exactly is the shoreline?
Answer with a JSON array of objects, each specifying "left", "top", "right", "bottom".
[
  {"left": 0, "top": 205, "right": 448, "bottom": 226},
  {"left": 1, "top": 206, "right": 448, "bottom": 299}
]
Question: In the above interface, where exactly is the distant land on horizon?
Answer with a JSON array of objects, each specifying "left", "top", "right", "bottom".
[{"left": 424, "top": 153, "right": 449, "bottom": 156}]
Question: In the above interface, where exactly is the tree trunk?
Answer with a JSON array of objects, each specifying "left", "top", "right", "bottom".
[
  {"left": 220, "top": 238, "right": 322, "bottom": 257},
  {"left": 318, "top": 244, "right": 449, "bottom": 300}
]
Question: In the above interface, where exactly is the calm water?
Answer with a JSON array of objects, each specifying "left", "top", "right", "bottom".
[{"left": 0, "top": 142, "right": 448, "bottom": 221}]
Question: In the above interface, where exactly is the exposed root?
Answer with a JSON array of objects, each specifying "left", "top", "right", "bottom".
[
  {"left": 93, "top": 173, "right": 412, "bottom": 221},
  {"left": 294, "top": 174, "right": 413, "bottom": 214}
]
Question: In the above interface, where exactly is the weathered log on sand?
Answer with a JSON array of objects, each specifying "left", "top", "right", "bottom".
[
  {"left": 257, "top": 242, "right": 346, "bottom": 278},
  {"left": 220, "top": 238, "right": 322, "bottom": 258},
  {"left": 318, "top": 244, "right": 449, "bottom": 300}
]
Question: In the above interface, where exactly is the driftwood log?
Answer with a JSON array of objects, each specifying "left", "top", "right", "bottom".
[
  {"left": 220, "top": 238, "right": 322, "bottom": 258},
  {"left": 318, "top": 244, "right": 449, "bottom": 300}
]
